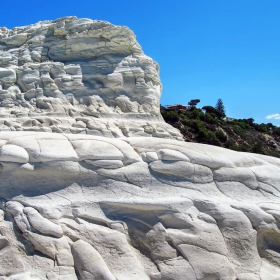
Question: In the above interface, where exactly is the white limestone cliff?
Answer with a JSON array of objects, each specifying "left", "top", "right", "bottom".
[
  {"left": 0, "top": 16, "right": 182, "bottom": 140},
  {"left": 0, "top": 17, "right": 280, "bottom": 280}
]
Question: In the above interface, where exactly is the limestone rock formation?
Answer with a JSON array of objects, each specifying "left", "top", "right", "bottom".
[
  {"left": 0, "top": 16, "right": 181, "bottom": 140},
  {"left": 0, "top": 17, "right": 280, "bottom": 280}
]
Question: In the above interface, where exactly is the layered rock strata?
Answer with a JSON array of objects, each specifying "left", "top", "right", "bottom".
[
  {"left": 0, "top": 16, "right": 181, "bottom": 139},
  {"left": 0, "top": 17, "right": 280, "bottom": 280}
]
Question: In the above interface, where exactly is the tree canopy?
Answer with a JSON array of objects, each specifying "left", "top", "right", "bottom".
[
  {"left": 215, "top": 99, "right": 225, "bottom": 115},
  {"left": 188, "top": 99, "right": 200, "bottom": 107},
  {"left": 202, "top": 105, "right": 225, "bottom": 119}
]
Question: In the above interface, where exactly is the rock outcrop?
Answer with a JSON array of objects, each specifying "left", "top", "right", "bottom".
[
  {"left": 0, "top": 17, "right": 280, "bottom": 280},
  {"left": 0, "top": 16, "right": 181, "bottom": 140}
]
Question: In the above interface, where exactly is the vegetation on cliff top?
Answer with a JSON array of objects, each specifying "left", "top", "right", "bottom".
[{"left": 161, "top": 100, "right": 280, "bottom": 158}]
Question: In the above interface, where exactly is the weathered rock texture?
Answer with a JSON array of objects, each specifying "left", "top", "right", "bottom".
[
  {"left": 0, "top": 16, "right": 181, "bottom": 140},
  {"left": 0, "top": 17, "right": 280, "bottom": 280}
]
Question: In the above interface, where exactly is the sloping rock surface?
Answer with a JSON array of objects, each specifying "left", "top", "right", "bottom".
[
  {"left": 0, "top": 17, "right": 280, "bottom": 280},
  {"left": 0, "top": 132, "right": 280, "bottom": 279}
]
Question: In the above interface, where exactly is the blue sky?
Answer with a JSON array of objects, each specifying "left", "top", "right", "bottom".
[{"left": 1, "top": 0, "right": 280, "bottom": 124}]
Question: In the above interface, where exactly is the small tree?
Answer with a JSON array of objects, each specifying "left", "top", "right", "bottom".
[
  {"left": 215, "top": 99, "right": 225, "bottom": 115},
  {"left": 267, "top": 123, "right": 275, "bottom": 130},
  {"left": 247, "top": 118, "right": 254, "bottom": 125},
  {"left": 188, "top": 99, "right": 200, "bottom": 107}
]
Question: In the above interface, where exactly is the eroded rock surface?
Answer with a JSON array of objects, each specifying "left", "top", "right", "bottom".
[
  {"left": 0, "top": 16, "right": 181, "bottom": 140},
  {"left": 0, "top": 132, "right": 280, "bottom": 279},
  {"left": 0, "top": 17, "right": 280, "bottom": 280}
]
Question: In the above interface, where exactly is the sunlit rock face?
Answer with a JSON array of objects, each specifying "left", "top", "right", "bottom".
[
  {"left": 0, "top": 17, "right": 280, "bottom": 280},
  {"left": 0, "top": 16, "right": 182, "bottom": 139}
]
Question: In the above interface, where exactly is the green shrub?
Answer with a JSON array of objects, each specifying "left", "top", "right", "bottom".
[
  {"left": 206, "top": 131, "right": 222, "bottom": 146},
  {"left": 189, "top": 119, "right": 206, "bottom": 133},
  {"left": 181, "top": 118, "right": 191, "bottom": 126},
  {"left": 200, "top": 113, "right": 216, "bottom": 124},
  {"left": 273, "top": 127, "right": 280, "bottom": 136},
  {"left": 250, "top": 143, "right": 264, "bottom": 154},
  {"left": 161, "top": 110, "right": 180, "bottom": 122},
  {"left": 196, "top": 128, "right": 221, "bottom": 146},
  {"left": 225, "top": 139, "right": 239, "bottom": 151},
  {"left": 239, "top": 144, "right": 250, "bottom": 152},
  {"left": 196, "top": 129, "right": 208, "bottom": 141},
  {"left": 215, "top": 129, "right": 227, "bottom": 142},
  {"left": 231, "top": 124, "right": 245, "bottom": 136},
  {"left": 254, "top": 123, "right": 269, "bottom": 133},
  {"left": 236, "top": 121, "right": 249, "bottom": 129},
  {"left": 189, "top": 108, "right": 202, "bottom": 119}
]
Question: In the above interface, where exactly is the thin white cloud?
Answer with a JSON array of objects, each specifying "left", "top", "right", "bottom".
[{"left": 266, "top": 113, "right": 280, "bottom": 120}]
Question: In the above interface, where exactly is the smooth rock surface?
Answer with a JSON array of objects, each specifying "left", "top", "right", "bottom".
[{"left": 0, "top": 132, "right": 280, "bottom": 279}]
